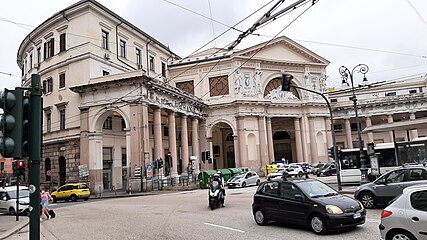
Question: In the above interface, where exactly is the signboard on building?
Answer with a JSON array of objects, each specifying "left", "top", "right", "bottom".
[{"left": 78, "top": 164, "right": 89, "bottom": 178}]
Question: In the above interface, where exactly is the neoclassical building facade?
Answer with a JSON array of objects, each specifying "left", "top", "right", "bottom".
[{"left": 17, "top": 0, "right": 332, "bottom": 192}]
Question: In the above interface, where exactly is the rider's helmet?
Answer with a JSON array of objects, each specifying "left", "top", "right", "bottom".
[
  {"left": 216, "top": 171, "right": 222, "bottom": 177},
  {"left": 213, "top": 173, "right": 220, "bottom": 179}
]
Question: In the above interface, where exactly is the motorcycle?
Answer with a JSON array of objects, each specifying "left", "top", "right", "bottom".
[{"left": 208, "top": 180, "right": 224, "bottom": 210}]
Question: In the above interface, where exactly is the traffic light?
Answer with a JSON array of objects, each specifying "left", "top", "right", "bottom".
[
  {"left": 153, "top": 160, "right": 158, "bottom": 169},
  {"left": 281, "top": 73, "right": 293, "bottom": 91},
  {"left": 328, "top": 147, "right": 334, "bottom": 159},
  {"left": 0, "top": 88, "right": 24, "bottom": 158},
  {"left": 17, "top": 160, "right": 25, "bottom": 176},
  {"left": 22, "top": 95, "right": 29, "bottom": 158},
  {"left": 158, "top": 159, "right": 163, "bottom": 169},
  {"left": 337, "top": 146, "right": 343, "bottom": 160},
  {"left": 12, "top": 161, "right": 17, "bottom": 176},
  {"left": 206, "top": 151, "right": 211, "bottom": 160}
]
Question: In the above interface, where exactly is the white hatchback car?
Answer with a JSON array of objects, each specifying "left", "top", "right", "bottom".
[
  {"left": 227, "top": 171, "right": 260, "bottom": 188},
  {"left": 0, "top": 186, "right": 30, "bottom": 215},
  {"left": 379, "top": 184, "right": 427, "bottom": 240},
  {"left": 286, "top": 164, "right": 304, "bottom": 177}
]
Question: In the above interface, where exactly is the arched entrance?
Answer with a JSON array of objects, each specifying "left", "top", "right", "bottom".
[
  {"left": 59, "top": 156, "right": 66, "bottom": 186},
  {"left": 273, "top": 131, "right": 293, "bottom": 163},
  {"left": 211, "top": 122, "right": 235, "bottom": 169}
]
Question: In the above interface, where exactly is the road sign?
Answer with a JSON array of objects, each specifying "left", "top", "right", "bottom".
[
  {"left": 78, "top": 164, "right": 89, "bottom": 178},
  {"left": 146, "top": 164, "right": 153, "bottom": 180}
]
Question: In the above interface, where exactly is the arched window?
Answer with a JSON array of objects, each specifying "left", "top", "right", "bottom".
[
  {"left": 264, "top": 77, "right": 300, "bottom": 98},
  {"left": 225, "top": 133, "right": 234, "bottom": 142},
  {"left": 273, "top": 131, "right": 291, "bottom": 140}
]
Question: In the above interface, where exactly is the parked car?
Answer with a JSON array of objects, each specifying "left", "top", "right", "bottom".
[
  {"left": 266, "top": 167, "right": 287, "bottom": 181},
  {"left": 287, "top": 164, "right": 304, "bottom": 177},
  {"left": 293, "top": 162, "right": 312, "bottom": 173},
  {"left": 379, "top": 184, "right": 427, "bottom": 240},
  {"left": 51, "top": 183, "right": 91, "bottom": 202},
  {"left": 312, "top": 163, "right": 326, "bottom": 175},
  {"left": 227, "top": 171, "right": 260, "bottom": 188},
  {"left": 252, "top": 178, "right": 365, "bottom": 234},
  {"left": 317, "top": 162, "right": 336, "bottom": 176},
  {"left": 355, "top": 165, "right": 427, "bottom": 209},
  {"left": 0, "top": 186, "right": 30, "bottom": 215}
]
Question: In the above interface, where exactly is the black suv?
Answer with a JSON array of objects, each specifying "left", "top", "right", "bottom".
[{"left": 252, "top": 178, "right": 365, "bottom": 234}]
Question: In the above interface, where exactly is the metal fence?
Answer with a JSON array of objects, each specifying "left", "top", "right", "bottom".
[{"left": 150, "top": 174, "right": 198, "bottom": 191}]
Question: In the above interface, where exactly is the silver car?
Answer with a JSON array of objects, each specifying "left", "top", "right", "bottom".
[
  {"left": 379, "top": 184, "right": 427, "bottom": 240},
  {"left": 355, "top": 165, "right": 427, "bottom": 208},
  {"left": 227, "top": 171, "right": 260, "bottom": 188}
]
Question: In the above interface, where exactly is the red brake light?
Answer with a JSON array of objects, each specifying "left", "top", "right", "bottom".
[{"left": 381, "top": 210, "right": 393, "bottom": 218}]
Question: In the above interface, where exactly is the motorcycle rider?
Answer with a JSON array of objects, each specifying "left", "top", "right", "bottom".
[{"left": 212, "top": 173, "right": 225, "bottom": 206}]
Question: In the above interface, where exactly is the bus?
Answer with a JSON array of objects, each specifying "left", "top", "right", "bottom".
[
  {"left": 339, "top": 143, "right": 398, "bottom": 184},
  {"left": 395, "top": 137, "right": 427, "bottom": 165}
]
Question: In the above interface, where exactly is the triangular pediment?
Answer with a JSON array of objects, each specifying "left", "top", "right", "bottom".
[{"left": 235, "top": 36, "right": 329, "bottom": 65}]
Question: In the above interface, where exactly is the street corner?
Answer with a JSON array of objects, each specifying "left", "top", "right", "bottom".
[{"left": 0, "top": 215, "right": 29, "bottom": 240}]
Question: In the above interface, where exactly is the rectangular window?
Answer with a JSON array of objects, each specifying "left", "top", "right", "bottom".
[
  {"left": 102, "top": 70, "right": 110, "bottom": 76},
  {"left": 330, "top": 98, "right": 337, "bottom": 103},
  {"left": 409, "top": 89, "right": 417, "bottom": 94},
  {"left": 176, "top": 80, "right": 194, "bottom": 95},
  {"left": 333, "top": 124, "right": 343, "bottom": 133},
  {"left": 136, "top": 48, "right": 141, "bottom": 66},
  {"left": 29, "top": 54, "right": 33, "bottom": 69},
  {"left": 119, "top": 40, "right": 126, "bottom": 58},
  {"left": 386, "top": 92, "right": 396, "bottom": 96},
  {"left": 101, "top": 30, "right": 109, "bottom": 50},
  {"left": 42, "top": 80, "right": 47, "bottom": 94},
  {"left": 43, "top": 38, "right": 54, "bottom": 60},
  {"left": 37, "top": 47, "right": 41, "bottom": 64},
  {"left": 209, "top": 75, "right": 229, "bottom": 97},
  {"left": 103, "top": 147, "right": 113, "bottom": 161},
  {"left": 59, "top": 33, "right": 66, "bottom": 52},
  {"left": 149, "top": 56, "right": 155, "bottom": 71},
  {"left": 163, "top": 126, "right": 169, "bottom": 137},
  {"left": 46, "top": 113, "right": 51, "bottom": 132},
  {"left": 351, "top": 123, "right": 361, "bottom": 132},
  {"left": 161, "top": 62, "right": 166, "bottom": 77},
  {"left": 121, "top": 119, "right": 126, "bottom": 131},
  {"left": 59, "top": 109, "right": 66, "bottom": 130},
  {"left": 44, "top": 78, "right": 53, "bottom": 94},
  {"left": 59, "top": 73, "right": 65, "bottom": 89},
  {"left": 103, "top": 116, "right": 112, "bottom": 130}
]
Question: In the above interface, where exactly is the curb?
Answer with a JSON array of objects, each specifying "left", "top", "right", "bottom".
[{"left": 0, "top": 217, "right": 29, "bottom": 240}]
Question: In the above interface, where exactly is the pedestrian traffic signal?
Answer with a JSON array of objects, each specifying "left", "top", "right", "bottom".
[
  {"left": 281, "top": 73, "right": 293, "bottom": 91},
  {"left": 0, "top": 88, "right": 24, "bottom": 158},
  {"left": 17, "top": 160, "right": 25, "bottom": 176}
]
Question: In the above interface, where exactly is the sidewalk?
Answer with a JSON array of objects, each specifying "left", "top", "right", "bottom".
[{"left": 0, "top": 215, "right": 29, "bottom": 240}]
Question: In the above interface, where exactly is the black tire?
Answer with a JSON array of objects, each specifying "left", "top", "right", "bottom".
[
  {"left": 9, "top": 207, "right": 16, "bottom": 215},
  {"left": 359, "top": 192, "right": 377, "bottom": 209},
  {"left": 298, "top": 172, "right": 303, "bottom": 177},
  {"left": 386, "top": 229, "right": 417, "bottom": 240},
  {"left": 256, "top": 179, "right": 260, "bottom": 186},
  {"left": 70, "top": 195, "right": 78, "bottom": 202},
  {"left": 52, "top": 196, "right": 57, "bottom": 203},
  {"left": 309, "top": 214, "right": 328, "bottom": 235},
  {"left": 83, "top": 197, "right": 89, "bottom": 201},
  {"left": 242, "top": 182, "right": 246, "bottom": 188},
  {"left": 253, "top": 209, "right": 268, "bottom": 226}
]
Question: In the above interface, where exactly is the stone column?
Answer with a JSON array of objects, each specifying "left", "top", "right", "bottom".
[
  {"left": 325, "top": 118, "right": 333, "bottom": 148},
  {"left": 153, "top": 107, "right": 163, "bottom": 176},
  {"left": 410, "top": 112, "right": 418, "bottom": 140},
  {"left": 301, "top": 115, "right": 310, "bottom": 163},
  {"left": 387, "top": 114, "right": 394, "bottom": 142},
  {"left": 308, "top": 117, "right": 318, "bottom": 164},
  {"left": 345, "top": 118, "right": 353, "bottom": 149},
  {"left": 258, "top": 116, "right": 268, "bottom": 167},
  {"left": 141, "top": 104, "right": 150, "bottom": 167},
  {"left": 199, "top": 120, "right": 208, "bottom": 171},
  {"left": 365, "top": 116, "right": 374, "bottom": 144},
  {"left": 294, "top": 117, "right": 304, "bottom": 163},
  {"left": 192, "top": 118, "right": 200, "bottom": 174},
  {"left": 266, "top": 117, "right": 274, "bottom": 163},
  {"left": 181, "top": 115, "right": 189, "bottom": 174},
  {"left": 237, "top": 116, "right": 247, "bottom": 167},
  {"left": 233, "top": 135, "right": 240, "bottom": 168},
  {"left": 168, "top": 111, "right": 178, "bottom": 177}
]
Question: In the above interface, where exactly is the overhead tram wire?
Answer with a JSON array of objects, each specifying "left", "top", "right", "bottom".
[
  {"left": 199, "top": 0, "right": 319, "bottom": 99},
  {"left": 405, "top": 0, "right": 427, "bottom": 28}
]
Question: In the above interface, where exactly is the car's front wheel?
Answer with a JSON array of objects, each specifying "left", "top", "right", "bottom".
[
  {"left": 253, "top": 209, "right": 268, "bottom": 226},
  {"left": 309, "top": 214, "right": 327, "bottom": 234},
  {"left": 9, "top": 207, "right": 16, "bottom": 215},
  {"left": 70, "top": 195, "right": 78, "bottom": 202},
  {"left": 241, "top": 182, "right": 246, "bottom": 188},
  {"left": 256, "top": 179, "right": 260, "bottom": 186},
  {"left": 387, "top": 229, "right": 417, "bottom": 240},
  {"left": 359, "top": 192, "right": 377, "bottom": 209}
]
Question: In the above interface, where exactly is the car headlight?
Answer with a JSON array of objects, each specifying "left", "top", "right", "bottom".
[{"left": 325, "top": 205, "right": 343, "bottom": 214}]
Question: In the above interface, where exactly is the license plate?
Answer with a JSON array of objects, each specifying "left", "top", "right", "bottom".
[{"left": 354, "top": 213, "right": 361, "bottom": 219}]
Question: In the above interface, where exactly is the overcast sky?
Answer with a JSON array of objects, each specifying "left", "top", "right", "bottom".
[{"left": 1, "top": 0, "right": 426, "bottom": 90}]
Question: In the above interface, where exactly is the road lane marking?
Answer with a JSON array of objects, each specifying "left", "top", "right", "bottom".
[{"left": 204, "top": 223, "right": 245, "bottom": 233}]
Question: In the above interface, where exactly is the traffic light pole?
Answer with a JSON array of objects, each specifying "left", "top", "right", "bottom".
[
  {"left": 29, "top": 74, "right": 42, "bottom": 240},
  {"left": 291, "top": 85, "right": 342, "bottom": 191}
]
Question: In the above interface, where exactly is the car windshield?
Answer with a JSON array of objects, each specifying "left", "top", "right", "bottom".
[
  {"left": 296, "top": 181, "right": 338, "bottom": 198},
  {"left": 273, "top": 168, "right": 285, "bottom": 173},
  {"left": 315, "top": 163, "right": 324, "bottom": 168},
  {"left": 229, "top": 174, "right": 245, "bottom": 181},
  {"left": 7, "top": 189, "right": 30, "bottom": 199}
]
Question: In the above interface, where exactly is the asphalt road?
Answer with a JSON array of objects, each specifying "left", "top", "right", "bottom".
[{"left": 8, "top": 184, "right": 383, "bottom": 240}]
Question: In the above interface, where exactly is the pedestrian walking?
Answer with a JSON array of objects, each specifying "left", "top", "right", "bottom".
[{"left": 40, "top": 188, "right": 53, "bottom": 220}]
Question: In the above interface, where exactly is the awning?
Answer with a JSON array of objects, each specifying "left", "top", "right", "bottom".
[{"left": 363, "top": 117, "right": 427, "bottom": 133}]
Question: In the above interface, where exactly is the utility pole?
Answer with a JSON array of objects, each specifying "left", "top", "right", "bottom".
[{"left": 29, "top": 74, "right": 42, "bottom": 240}]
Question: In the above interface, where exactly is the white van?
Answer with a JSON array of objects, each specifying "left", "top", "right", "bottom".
[{"left": 0, "top": 186, "right": 30, "bottom": 215}]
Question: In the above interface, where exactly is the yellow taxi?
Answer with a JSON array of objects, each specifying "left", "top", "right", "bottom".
[{"left": 51, "top": 183, "right": 90, "bottom": 202}]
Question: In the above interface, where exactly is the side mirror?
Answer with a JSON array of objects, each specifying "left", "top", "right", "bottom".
[
  {"left": 2, "top": 196, "right": 7, "bottom": 201},
  {"left": 294, "top": 194, "right": 303, "bottom": 200}
]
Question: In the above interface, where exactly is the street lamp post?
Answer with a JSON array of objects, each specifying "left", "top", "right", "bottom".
[{"left": 339, "top": 64, "right": 369, "bottom": 184}]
